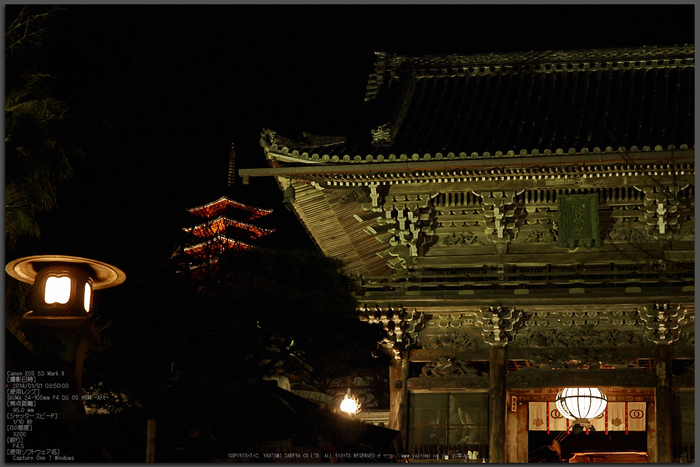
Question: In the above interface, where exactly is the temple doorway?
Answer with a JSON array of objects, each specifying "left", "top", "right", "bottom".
[
  {"left": 521, "top": 389, "right": 651, "bottom": 463},
  {"left": 528, "top": 430, "right": 647, "bottom": 463}
]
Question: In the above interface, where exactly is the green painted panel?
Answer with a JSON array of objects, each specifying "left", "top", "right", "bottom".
[{"left": 557, "top": 194, "right": 601, "bottom": 248}]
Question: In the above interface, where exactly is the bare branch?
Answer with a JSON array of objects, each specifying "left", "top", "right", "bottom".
[{"left": 5, "top": 6, "right": 62, "bottom": 58}]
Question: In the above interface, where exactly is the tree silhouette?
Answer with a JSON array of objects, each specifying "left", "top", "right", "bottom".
[
  {"left": 82, "top": 247, "right": 389, "bottom": 460},
  {"left": 5, "top": 6, "right": 78, "bottom": 252}
]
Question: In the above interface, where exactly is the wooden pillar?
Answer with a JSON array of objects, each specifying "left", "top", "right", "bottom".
[
  {"left": 389, "top": 358, "right": 401, "bottom": 431},
  {"left": 389, "top": 354, "right": 409, "bottom": 450},
  {"left": 646, "top": 399, "right": 657, "bottom": 463},
  {"left": 506, "top": 391, "right": 517, "bottom": 463},
  {"left": 489, "top": 346, "right": 507, "bottom": 463},
  {"left": 655, "top": 345, "right": 673, "bottom": 463},
  {"left": 505, "top": 391, "right": 529, "bottom": 463},
  {"left": 505, "top": 393, "right": 529, "bottom": 463},
  {"left": 516, "top": 401, "right": 529, "bottom": 463},
  {"left": 146, "top": 419, "right": 156, "bottom": 462}
]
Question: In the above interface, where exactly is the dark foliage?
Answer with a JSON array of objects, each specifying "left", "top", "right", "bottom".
[{"left": 83, "top": 248, "right": 389, "bottom": 460}]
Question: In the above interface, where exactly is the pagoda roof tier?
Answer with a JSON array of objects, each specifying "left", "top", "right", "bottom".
[
  {"left": 187, "top": 195, "right": 273, "bottom": 220},
  {"left": 183, "top": 236, "right": 253, "bottom": 256},
  {"left": 183, "top": 215, "right": 275, "bottom": 240},
  {"left": 258, "top": 45, "right": 693, "bottom": 167}
]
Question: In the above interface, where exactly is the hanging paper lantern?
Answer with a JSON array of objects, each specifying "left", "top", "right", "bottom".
[{"left": 555, "top": 387, "right": 607, "bottom": 422}]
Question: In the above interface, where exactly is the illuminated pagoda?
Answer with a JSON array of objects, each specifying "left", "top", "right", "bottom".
[
  {"left": 242, "top": 45, "right": 695, "bottom": 463},
  {"left": 178, "top": 146, "right": 275, "bottom": 274}
]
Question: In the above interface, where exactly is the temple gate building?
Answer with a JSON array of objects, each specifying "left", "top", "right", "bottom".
[{"left": 240, "top": 45, "right": 694, "bottom": 462}]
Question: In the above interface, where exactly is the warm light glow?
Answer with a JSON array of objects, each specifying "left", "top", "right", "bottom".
[
  {"left": 556, "top": 387, "right": 607, "bottom": 421},
  {"left": 84, "top": 282, "right": 92, "bottom": 312},
  {"left": 339, "top": 389, "right": 361, "bottom": 415},
  {"left": 44, "top": 276, "right": 72, "bottom": 305},
  {"left": 340, "top": 397, "right": 359, "bottom": 414}
]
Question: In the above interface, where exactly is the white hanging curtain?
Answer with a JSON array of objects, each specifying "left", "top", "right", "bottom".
[
  {"left": 607, "top": 401, "right": 627, "bottom": 431},
  {"left": 529, "top": 402, "right": 548, "bottom": 431},
  {"left": 589, "top": 409, "right": 606, "bottom": 432},
  {"left": 627, "top": 402, "right": 646, "bottom": 431},
  {"left": 548, "top": 401, "right": 568, "bottom": 431},
  {"left": 529, "top": 402, "right": 646, "bottom": 432}
]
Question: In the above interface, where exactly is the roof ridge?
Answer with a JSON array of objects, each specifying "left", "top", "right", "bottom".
[
  {"left": 381, "top": 44, "right": 694, "bottom": 69},
  {"left": 365, "top": 45, "right": 694, "bottom": 101}
]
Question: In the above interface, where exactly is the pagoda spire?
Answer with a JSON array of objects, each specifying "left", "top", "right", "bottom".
[{"left": 227, "top": 143, "right": 236, "bottom": 187}]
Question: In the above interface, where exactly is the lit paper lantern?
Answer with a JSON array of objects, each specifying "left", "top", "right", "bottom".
[
  {"left": 34, "top": 265, "right": 94, "bottom": 315},
  {"left": 555, "top": 387, "right": 607, "bottom": 423}
]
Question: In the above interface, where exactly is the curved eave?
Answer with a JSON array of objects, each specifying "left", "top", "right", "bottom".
[
  {"left": 183, "top": 215, "right": 275, "bottom": 238},
  {"left": 184, "top": 236, "right": 253, "bottom": 254},
  {"left": 244, "top": 146, "right": 695, "bottom": 187},
  {"left": 267, "top": 152, "right": 321, "bottom": 165},
  {"left": 278, "top": 180, "right": 394, "bottom": 276},
  {"left": 187, "top": 196, "right": 273, "bottom": 218},
  {"left": 263, "top": 142, "right": 694, "bottom": 167}
]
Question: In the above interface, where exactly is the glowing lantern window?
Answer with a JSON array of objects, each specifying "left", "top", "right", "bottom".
[
  {"left": 84, "top": 282, "right": 92, "bottom": 312},
  {"left": 44, "top": 276, "right": 72, "bottom": 305},
  {"left": 555, "top": 387, "right": 607, "bottom": 421}
]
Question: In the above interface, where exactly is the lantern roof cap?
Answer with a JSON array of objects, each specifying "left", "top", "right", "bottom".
[{"left": 6, "top": 255, "right": 126, "bottom": 290}]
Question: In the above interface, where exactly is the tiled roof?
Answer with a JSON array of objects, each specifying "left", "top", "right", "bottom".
[{"left": 262, "top": 45, "right": 694, "bottom": 164}]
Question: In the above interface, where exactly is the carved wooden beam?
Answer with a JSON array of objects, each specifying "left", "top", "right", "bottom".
[
  {"left": 416, "top": 249, "right": 694, "bottom": 267},
  {"left": 410, "top": 348, "right": 491, "bottom": 362},
  {"left": 505, "top": 368, "right": 657, "bottom": 388},
  {"left": 475, "top": 305, "right": 524, "bottom": 346},
  {"left": 639, "top": 186, "right": 688, "bottom": 240},
  {"left": 407, "top": 375, "right": 489, "bottom": 391},
  {"left": 358, "top": 188, "right": 439, "bottom": 270},
  {"left": 474, "top": 190, "right": 524, "bottom": 244},
  {"left": 638, "top": 303, "right": 689, "bottom": 344},
  {"left": 359, "top": 290, "right": 695, "bottom": 313},
  {"left": 359, "top": 305, "right": 425, "bottom": 359},
  {"left": 509, "top": 387, "right": 656, "bottom": 402}
]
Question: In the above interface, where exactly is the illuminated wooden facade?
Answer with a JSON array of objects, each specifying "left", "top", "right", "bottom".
[{"left": 241, "top": 45, "right": 694, "bottom": 462}]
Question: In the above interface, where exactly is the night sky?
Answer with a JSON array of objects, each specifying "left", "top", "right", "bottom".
[{"left": 9, "top": 4, "right": 695, "bottom": 285}]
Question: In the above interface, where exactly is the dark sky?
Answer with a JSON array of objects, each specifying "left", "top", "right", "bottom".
[{"left": 10, "top": 4, "right": 695, "bottom": 280}]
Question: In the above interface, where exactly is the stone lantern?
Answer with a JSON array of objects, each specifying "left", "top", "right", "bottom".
[{"left": 6, "top": 255, "right": 125, "bottom": 461}]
